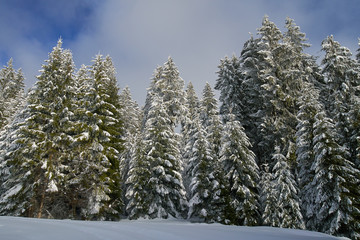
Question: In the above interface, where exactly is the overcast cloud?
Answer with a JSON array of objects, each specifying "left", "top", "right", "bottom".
[{"left": 0, "top": 0, "right": 359, "bottom": 105}]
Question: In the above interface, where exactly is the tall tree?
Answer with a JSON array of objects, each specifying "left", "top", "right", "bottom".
[
  {"left": 142, "top": 93, "right": 187, "bottom": 219},
  {"left": 295, "top": 82, "right": 322, "bottom": 229},
  {"left": 220, "top": 112, "right": 260, "bottom": 226},
  {"left": 311, "top": 109, "right": 360, "bottom": 238},
  {"left": 321, "top": 36, "right": 360, "bottom": 165},
  {"left": 0, "top": 59, "right": 25, "bottom": 130},
  {"left": 0, "top": 39, "right": 76, "bottom": 218},
  {"left": 143, "top": 57, "right": 185, "bottom": 128},
  {"left": 271, "top": 146, "right": 304, "bottom": 229},
  {"left": 77, "top": 54, "right": 124, "bottom": 220},
  {"left": 125, "top": 131, "right": 151, "bottom": 219},
  {"left": 181, "top": 82, "right": 200, "bottom": 195},
  {"left": 215, "top": 55, "right": 243, "bottom": 121},
  {"left": 119, "top": 86, "right": 142, "bottom": 211},
  {"left": 187, "top": 115, "right": 225, "bottom": 222}
]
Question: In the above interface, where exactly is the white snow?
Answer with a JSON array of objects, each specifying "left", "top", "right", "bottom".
[{"left": 0, "top": 216, "right": 347, "bottom": 240}]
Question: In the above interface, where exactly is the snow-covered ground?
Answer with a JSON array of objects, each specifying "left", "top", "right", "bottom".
[{"left": 0, "top": 216, "right": 347, "bottom": 240}]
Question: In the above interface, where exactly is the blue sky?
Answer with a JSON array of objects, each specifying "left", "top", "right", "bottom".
[{"left": 0, "top": 0, "right": 359, "bottom": 104}]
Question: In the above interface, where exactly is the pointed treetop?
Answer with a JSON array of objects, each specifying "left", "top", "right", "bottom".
[{"left": 57, "top": 37, "right": 63, "bottom": 48}]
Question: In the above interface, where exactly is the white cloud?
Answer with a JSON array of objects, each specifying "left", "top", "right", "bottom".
[{"left": 1, "top": 0, "right": 359, "bottom": 104}]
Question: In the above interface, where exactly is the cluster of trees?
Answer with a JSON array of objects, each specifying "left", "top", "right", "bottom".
[{"left": 0, "top": 16, "right": 359, "bottom": 239}]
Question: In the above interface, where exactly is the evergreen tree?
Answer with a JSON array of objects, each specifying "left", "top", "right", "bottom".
[
  {"left": 125, "top": 131, "right": 151, "bottom": 219},
  {"left": 143, "top": 57, "right": 185, "bottom": 128},
  {"left": 215, "top": 55, "right": 243, "bottom": 121},
  {"left": 187, "top": 115, "right": 224, "bottom": 222},
  {"left": 200, "top": 83, "right": 223, "bottom": 162},
  {"left": 220, "top": 112, "right": 260, "bottom": 226},
  {"left": 0, "top": 39, "right": 76, "bottom": 218},
  {"left": 181, "top": 82, "right": 200, "bottom": 195},
  {"left": 72, "top": 55, "right": 124, "bottom": 220},
  {"left": 261, "top": 164, "right": 279, "bottom": 227},
  {"left": 271, "top": 146, "right": 304, "bottom": 229},
  {"left": 311, "top": 109, "right": 360, "bottom": 238},
  {"left": 321, "top": 36, "right": 360, "bottom": 165},
  {"left": 200, "top": 83, "right": 229, "bottom": 222},
  {"left": 119, "top": 86, "right": 142, "bottom": 211},
  {"left": 0, "top": 59, "right": 25, "bottom": 130},
  {"left": 295, "top": 82, "right": 322, "bottom": 229},
  {"left": 142, "top": 93, "right": 187, "bottom": 218}
]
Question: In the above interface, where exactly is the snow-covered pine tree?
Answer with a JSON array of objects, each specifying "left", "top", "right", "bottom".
[
  {"left": 119, "top": 86, "right": 142, "bottom": 211},
  {"left": 125, "top": 131, "right": 151, "bottom": 219},
  {"left": 0, "top": 105, "right": 30, "bottom": 215},
  {"left": 187, "top": 115, "right": 224, "bottom": 222},
  {"left": 73, "top": 54, "right": 124, "bottom": 220},
  {"left": 143, "top": 57, "right": 186, "bottom": 128},
  {"left": 215, "top": 55, "right": 243, "bottom": 121},
  {"left": 311, "top": 108, "right": 360, "bottom": 238},
  {"left": 295, "top": 82, "right": 322, "bottom": 230},
  {"left": 321, "top": 36, "right": 359, "bottom": 151},
  {"left": 220, "top": 112, "right": 260, "bottom": 226},
  {"left": 260, "top": 164, "right": 279, "bottom": 227},
  {"left": 271, "top": 146, "right": 304, "bottom": 229},
  {"left": 181, "top": 82, "right": 201, "bottom": 195},
  {"left": 142, "top": 92, "right": 187, "bottom": 219},
  {"left": 63, "top": 64, "right": 94, "bottom": 219},
  {"left": 252, "top": 16, "right": 286, "bottom": 167},
  {"left": 0, "top": 59, "right": 25, "bottom": 130},
  {"left": 201, "top": 83, "right": 230, "bottom": 222},
  {"left": 200, "top": 83, "right": 223, "bottom": 161},
  {"left": 0, "top": 39, "right": 76, "bottom": 218}
]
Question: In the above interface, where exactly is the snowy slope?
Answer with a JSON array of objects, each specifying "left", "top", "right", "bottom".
[{"left": 0, "top": 216, "right": 347, "bottom": 240}]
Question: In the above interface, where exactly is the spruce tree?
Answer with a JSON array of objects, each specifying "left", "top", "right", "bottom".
[
  {"left": 0, "top": 59, "right": 25, "bottom": 130},
  {"left": 311, "top": 109, "right": 360, "bottom": 238},
  {"left": 143, "top": 93, "right": 187, "bottom": 218},
  {"left": 260, "top": 164, "right": 279, "bottom": 227},
  {"left": 215, "top": 55, "right": 243, "bottom": 121},
  {"left": 72, "top": 54, "right": 124, "bottom": 220},
  {"left": 200, "top": 83, "right": 229, "bottom": 222},
  {"left": 187, "top": 115, "right": 223, "bottom": 222},
  {"left": 271, "top": 146, "right": 304, "bottom": 229},
  {"left": 125, "top": 131, "right": 151, "bottom": 219},
  {"left": 321, "top": 36, "right": 360, "bottom": 166},
  {"left": 181, "top": 82, "right": 200, "bottom": 195},
  {"left": 143, "top": 57, "right": 185, "bottom": 128},
  {"left": 0, "top": 39, "right": 76, "bottom": 218},
  {"left": 220, "top": 112, "right": 260, "bottom": 226},
  {"left": 119, "top": 86, "right": 142, "bottom": 210},
  {"left": 295, "top": 82, "right": 322, "bottom": 229}
]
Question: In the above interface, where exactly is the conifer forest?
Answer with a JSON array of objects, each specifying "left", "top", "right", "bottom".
[{"left": 0, "top": 16, "right": 359, "bottom": 239}]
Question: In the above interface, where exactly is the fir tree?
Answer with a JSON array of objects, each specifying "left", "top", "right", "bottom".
[
  {"left": 125, "top": 131, "right": 151, "bottom": 219},
  {"left": 261, "top": 164, "right": 279, "bottom": 227},
  {"left": 0, "top": 59, "right": 25, "bottom": 130},
  {"left": 119, "top": 86, "right": 142, "bottom": 210},
  {"left": 74, "top": 54, "right": 124, "bottom": 220},
  {"left": 0, "top": 39, "right": 76, "bottom": 218},
  {"left": 181, "top": 82, "right": 200, "bottom": 195},
  {"left": 311, "top": 109, "right": 360, "bottom": 238},
  {"left": 220, "top": 112, "right": 260, "bottom": 226},
  {"left": 215, "top": 55, "right": 243, "bottom": 121},
  {"left": 271, "top": 146, "right": 304, "bottom": 229},
  {"left": 187, "top": 115, "right": 223, "bottom": 222},
  {"left": 143, "top": 57, "right": 185, "bottom": 128},
  {"left": 143, "top": 93, "right": 187, "bottom": 218},
  {"left": 295, "top": 82, "right": 322, "bottom": 229},
  {"left": 321, "top": 36, "right": 360, "bottom": 166}
]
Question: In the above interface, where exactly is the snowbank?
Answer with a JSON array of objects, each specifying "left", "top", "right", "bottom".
[{"left": 0, "top": 216, "right": 346, "bottom": 240}]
